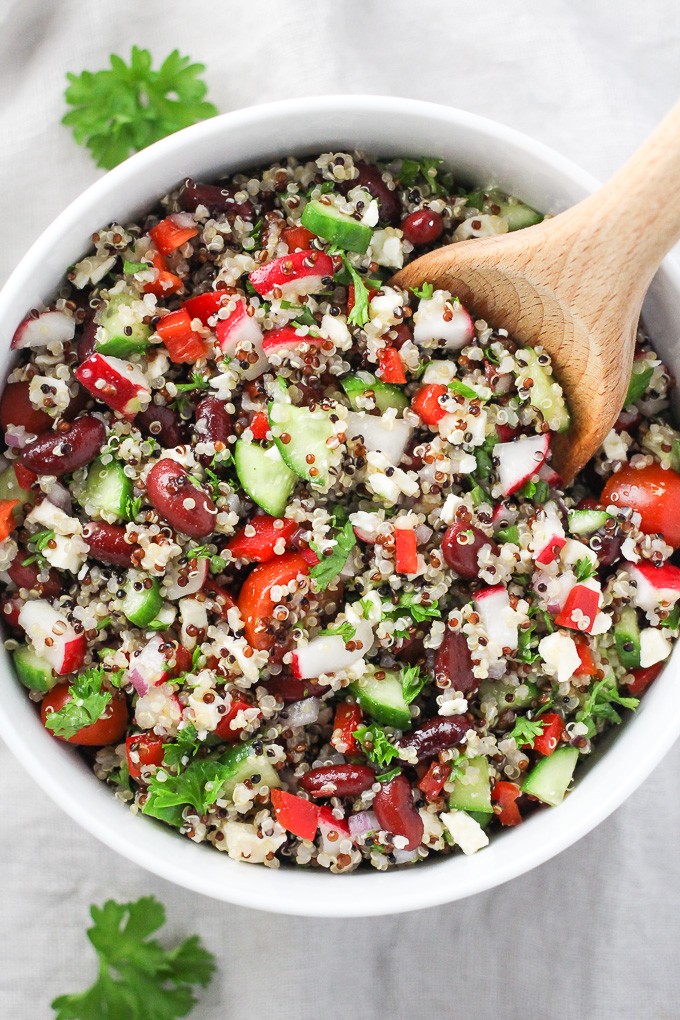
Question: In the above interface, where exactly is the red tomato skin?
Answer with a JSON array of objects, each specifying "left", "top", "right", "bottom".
[
  {"left": 412, "top": 384, "right": 447, "bottom": 425},
  {"left": 331, "top": 701, "right": 363, "bottom": 756},
  {"left": 627, "top": 663, "right": 664, "bottom": 697},
  {"left": 271, "top": 789, "right": 319, "bottom": 840},
  {"left": 41, "top": 685, "right": 128, "bottom": 746},
  {"left": 237, "top": 553, "right": 310, "bottom": 650},
  {"left": 532, "top": 713, "right": 565, "bottom": 756},
  {"left": 601, "top": 464, "right": 680, "bottom": 548},
  {"left": 126, "top": 733, "right": 165, "bottom": 781},
  {"left": 492, "top": 781, "right": 522, "bottom": 826},
  {"left": 214, "top": 699, "right": 259, "bottom": 741}
]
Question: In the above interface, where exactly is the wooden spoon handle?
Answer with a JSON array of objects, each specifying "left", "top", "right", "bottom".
[{"left": 561, "top": 99, "right": 680, "bottom": 294}]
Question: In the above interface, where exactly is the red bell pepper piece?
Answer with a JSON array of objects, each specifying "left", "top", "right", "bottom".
[
  {"left": 227, "top": 514, "right": 297, "bottom": 563},
  {"left": 237, "top": 553, "right": 310, "bottom": 650},
  {"left": 395, "top": 528, "right": 418, "bottom": 574},
  {"left": 281, "top": 225, "right": 316, "bottom": 252},
  {"left": 627, "top": 662, "right": 664, "bottom": 697},
  {"left": 492, "top": 781, "right": 522, "bottom": 826},
  {"left": 554, "top": 583, "right": 600, "bottom": 633},
  {"left": 214, "top": 699, "right": 259, "bottom": 741},
  {"left": 418, "top": 761, "right": 451, "bottom": 800},
  {"left": 532, "top": 712, "right": 565, "bottom": 756},
  {"left": 411, "top": 383, "right": 447, "bottom": 425},
  {"left": 202, "top": 577, "right": 237, "bottom": 618},
  {"left": 248, "top": 412, "right": 270, "bottom": 440},
  {"left": 271, "top": 789, "right": 320, "bottom": 840},
  {"left": 126, "top": 733, "right": 165, "bottom": 782},
  {"left": 331, "top": 701, "right": 363, "bottom": 755},
  {"left": 143, "top": 253, "right": 183, "bottom": 297},
  {"left": 0, "top": 500, "right": 19, "bottom": 543},
  {"left": 573, "top": 635, "right": 596, "bottom": 676},
  {"left": 377, "top": 346, "right": 407, "bottom": 384},
  {"left": 156, "top": 309, "right": 207, "bottom": 364},
  {"left": 13, "top": 463, "right": 37, "bottom": 491},
  {"left": 150, "top": 216, "right": 199, "bottom": 255},
  {"left": 182, "top": 290, "right": 230, "bottom": 325}
]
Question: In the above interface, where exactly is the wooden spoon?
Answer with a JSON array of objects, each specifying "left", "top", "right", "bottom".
[{"left": 392, "top": 101, "right": 680, "bottom": 482}]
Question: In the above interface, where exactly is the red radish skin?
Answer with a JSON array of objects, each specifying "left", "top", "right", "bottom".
[
  {"left": 11, "top": 309, "right": 75, "bottom": 350},
  {"left": 248, "top": 250, "right": 334, "bottom": 298},
  {"left": 75, "top": 354, "right": 150, "bottom": 418}
]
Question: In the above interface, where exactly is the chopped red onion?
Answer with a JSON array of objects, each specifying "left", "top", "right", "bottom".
[
  {"left": 283, "top": 697, "right": 320, "bottom": 729},
  {"left": 348, "top": 810, "right": 378, "bottom": 837}
]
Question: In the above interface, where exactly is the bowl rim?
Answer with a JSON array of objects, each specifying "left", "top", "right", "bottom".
[{"left": 2, "top": 93, "right": 680, "bottom": 917}]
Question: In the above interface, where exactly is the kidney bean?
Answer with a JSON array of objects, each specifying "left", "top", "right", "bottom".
[
  {"left": 0, "top": 381, "right": 52, "bottom": 435},
  {"left": 264, "top": 675, "right": 327, "bottom": 702},
  {"left": 61, "top": 384, "right": 92, "bottom": 422},
  {"left": 373, "top": 774, "right": 424, "bottom": 850},
  {"left": 194, "top": 395, "right": 233, "bottom": 463},
  {"left": 394, "top": 633, "right": 425, "bottom": 665},
  {"left": 434, "top": 630, "right": 477, "bottom": 695},
  {"left": 399, "top": 714, "right": 473, "bottom": 762},
  {"left": 19, "top": 416, "right": 106, "bottom": 476},
  {"left": 299, "top": 764, "right": 375, "bottom": 799},
  {"left": 8, "top": 553, "right": 62, "bottom": 597},
  {"left": 145, "top": 458, "right": 216, "bottom": 538},
  {"left": 594, "top": 530, "right": 623, "bottom": 567},
  {"left": 441, "top": 522, "right": 499, "bottom": 579},
  {"left": 347, "top": 161, "right": 401, "bottom": 224},
  {"left": 77, "top": 317, "right": 98, "bottom": 362},
  {"left": 401, "top": 209, "right": 444, "bottom": 246},
  {"left": 388, "top": 323, "right": 414, "bottom": 350},
  {"left": 178, "top": 179, "right": 255, "bottom": 221},
  {"left": 136, "top": 403, "right": 185, "bottom": 448},
  {"left": 82, "top": 521, "right": 137, "bottom": 568},
  {"left": 1, "top": 594, "right": 22, "bottom": 633}
]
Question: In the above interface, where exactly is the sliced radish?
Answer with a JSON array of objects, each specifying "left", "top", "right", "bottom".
[
  {"left": 346, "top": 411, "right": 412, "bottom": 465},
  {"left": 350, "top": 510, "right": 382, "bottom": 544},
  {"left": 18, "top": 600, "right": 85, "bottom": 675},
  {"left": 215, "top": 300, "right": 267, "bottom": 380},
  {"left": 262, "top": 326, "right": 323, "bottom": 355},
  {"left": 291, "top": 618, "right": 374, "bottom": 679},
  {"left": 538, "top": 463, "right": 562, "bottom": 487},
  {"left": 318, "top": 806, "right": 352, "bottom": 852},
  {"left": 413, "top": 293, "right": 474, "bottom": 350},
  {"left": 164, "top": 556, "right": 209, "bottom": 600},
  {"left": 530, "top": 501, "right": 566, "bottom": 565},
  {"left": 11, "top": 310, "right": 76, "bottom": 350},
  {"left": 496, "top": 433, "right": 550, "bottom": 496},
  {"left": 474, "top": 585, "right": 518, "bottom": 651},
  {"left": 248, "top": 250, "right": 334, "bottom": 299},
  {"left": 75, "top": 353, "right": 150, "bottom": 418},
  {"left": 627, "top": 561, "right": 680, "bottom": 614},
  {"left": 554, "top": 579, "right": 601, "bottom": 633},
  {"left": 127, "top": 634, "right": 170, "bottom": 692}
]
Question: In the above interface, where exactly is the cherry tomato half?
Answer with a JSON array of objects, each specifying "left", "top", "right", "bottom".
[
  {"left": 41, "top": 684, "right": 128, "bottom": 746},
  {"left": 601, "top": 464, "right": 680, "bottom": 548}
]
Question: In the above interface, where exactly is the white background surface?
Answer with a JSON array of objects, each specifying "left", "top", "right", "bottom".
[{"left": 1, "top": 1, "right": 680, "bottom": 1017}]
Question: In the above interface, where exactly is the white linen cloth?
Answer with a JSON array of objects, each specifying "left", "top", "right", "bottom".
[{"left": 1, "top": 1, "right": 680, "bottom": 1016}]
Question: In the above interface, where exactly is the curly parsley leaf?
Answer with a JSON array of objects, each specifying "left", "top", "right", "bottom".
[
  {"left": 507, "top": 715, "right": 546, "bottom": 747},
  {"left": 411, "top": 282, "right": 434, "bottom": 301},
  {"left": 63, "top": 47, "right": 218, "bottom": 170},
  {"left": 329, "top": 249, "right": 371, "bottom": 327},
  {"left": 574, "top": 557, "right": 598, "bottom": 582},
  {"left": 661, "top": 605, "right": 680, "bottom": 630},
  {"left": 174, "top": 371, "right": 211, "bottom": 395},
  {"left": 310, "top": 519, "right": 356, "bottom": 590},
  {"left": 51, "top": 896, "right": 215, "bottom": 1020},
  {"left": 353, "top": 723, "right": 401, "bottom": 771},
  {"left": 401, "top": 665, "right": 429, "bottom": 704},
  {"left": 398, "top": 157, "right": 453, "bottom": 197},
  {"left": 319, "top": 621, "right": 356, "bottom": 642},
  {"left": 162, "top": 724, "right": 200, "bottom": 773},
  {"left": 44, "top": 666, "right": 113, "bottom": 740},
  {"left": 577, "top": 674, "right": 639, "bottom": 739},
  {"left": 389, "top": 591, "right": 441, "bottom": 624},
  {"left": 125, "top": 495, "right": 143, "bottom": 521}
]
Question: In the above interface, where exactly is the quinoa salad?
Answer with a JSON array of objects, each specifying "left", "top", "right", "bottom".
[{"left": 2, "top": 151, "right": 680, "bottom": 874}]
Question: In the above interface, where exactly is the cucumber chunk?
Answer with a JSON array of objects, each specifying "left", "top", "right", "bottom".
[
  {"left": 95, "top": 295, "right": 151, "bottom": 358},
  {"left": 521, "top": 746, "right": 579, "bottom": 806},
  {"left": 567, "top": 508, "right": 612, "bottom": 537},
  {"left": 516, "top": 348, "right": 570, "bottom": 433},
  {"left": 479, "top": 189, "right": 543, "bottom": 231},
  {"left": 268, "top": 399, "right": 336, "bottom": 487},
  {"left": 147, "top": 603, "right": 178, "bottom": 632},
  {"left": 478, "top": 678, "right": 539, "bottom": 711},
  {"left": 220, "top": 741, "right": 282, "bottom": 799},
  {"left": 301, "top": 199, "right": 373, "bottom": 254},
  {"left": 614, "top": 607, "right": 641, "bottom": 669},
  {"left": 13, "top": 645, "right": 56, "bottom": 692},
  {"left": 0, "top": 463, "right": 35, "bottom": 518},
  {"left": 82, "top": 456, "right": 133, "bottom": 520},
  {"left": 234, "top": 439, "right": 296, "bottom": 517},
  {"left": 341, "top": 371, "right": 409, "bottom": 414},
  {"left": 625, "top": 362, "right": 653, "bottom": 406},
  {"left": 448, "top": 756, "right": 493, "bottom": 814},
  {"left": 350, "top": 667, "right": 411, "bottom": 729},
  {"left": 122, "top": 572, "right": 163, "bottom": 626}
]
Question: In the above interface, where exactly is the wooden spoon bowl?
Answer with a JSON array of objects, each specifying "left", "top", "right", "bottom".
[{"left": 393, "top": 102, "right": 680, "bottom": 482}]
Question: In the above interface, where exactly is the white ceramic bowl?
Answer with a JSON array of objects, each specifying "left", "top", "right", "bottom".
[{"left": 1, "top": 96, "right": 680, "bottom": 917}]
